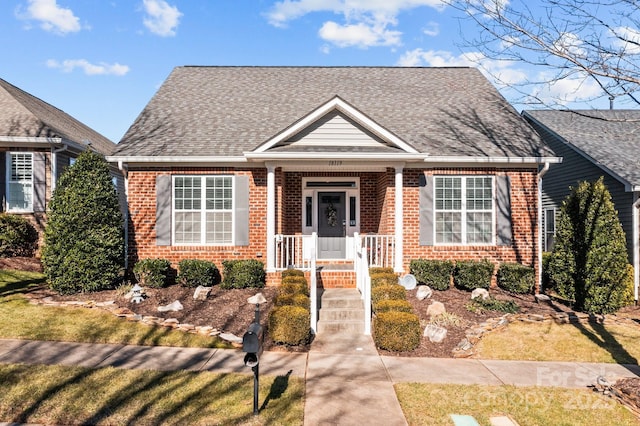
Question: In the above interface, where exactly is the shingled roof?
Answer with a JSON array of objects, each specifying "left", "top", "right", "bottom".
[
  {"left": 0, "top": 78, "right": 115, "bottom": 155},
  {"left": 524, "top": 109, "right": 640, "bottom": 187},
  {"left": 114, "top": 66, "right": 552, "bottom": 159}
]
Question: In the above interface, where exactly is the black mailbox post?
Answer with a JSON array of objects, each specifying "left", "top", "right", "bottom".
[{"left": 242, "top": 294, "right": 265, "bottom": 416}]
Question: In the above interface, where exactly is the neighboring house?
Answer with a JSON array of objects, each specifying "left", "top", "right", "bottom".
[
  {"left": 109, "top": 66, "right": 560, "bottom": 296},
  {"left": 0, "top": 78, "right": 122, "bottom": 239},
  {"left": 523, "top": 109, "right": 640, "bottom": 301}
]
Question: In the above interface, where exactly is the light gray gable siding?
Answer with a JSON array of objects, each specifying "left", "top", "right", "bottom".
[{"left": 528, "top": 119, "right": 635, "bottom": 259}]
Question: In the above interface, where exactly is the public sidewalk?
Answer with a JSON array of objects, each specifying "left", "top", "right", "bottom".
[{"left": 1, "top": 337, "right": 639, "bottom": 425}]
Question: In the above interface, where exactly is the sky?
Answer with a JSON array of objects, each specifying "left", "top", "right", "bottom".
[{"left": 1, "top": 0, "right": 634, "bottom": 143}]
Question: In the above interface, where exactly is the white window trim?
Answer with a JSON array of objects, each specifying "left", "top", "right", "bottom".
[
  {"left": 434, "top": 175, "right": 495, "bottom": 246},
  {"left": 6, "top": 152, "right": 34, "bottom": 213},
  {"left": 301, "top": 177, "right": 360, "bottom": 237},
  {"left": 171, "top": 175, "right": 235, "bottom": 246},
  {"left": 544, "top": 208, "right": 556, "bottom": 252}
]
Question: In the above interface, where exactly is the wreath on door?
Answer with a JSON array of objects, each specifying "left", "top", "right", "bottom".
[{"left": 325, "top": 202, "right": 338, "bottom": 227}]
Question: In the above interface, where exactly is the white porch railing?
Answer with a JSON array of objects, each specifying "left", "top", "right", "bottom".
[{"left": 361, "top": 234, "right": 395, "bottom": 268}]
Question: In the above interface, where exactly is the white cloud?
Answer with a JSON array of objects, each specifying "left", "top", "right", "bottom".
[
  {"left": 553, "top": 32, "right": 586, "bottom": 58},
  {"left": 613, "top": 26, "right": 640, "bottom": 54},
  {"left": 319, "top": 21, "right": 401, "bottom": 48},
  {"left": 18, "top": 0, "right": 81, "bottom": 34},
  {"left": 422, "top": 21, "right": 439, "bottom": 37},
  {"left": 530, "top": 71, "right": 602, "bottom": 105},
  {"left": 46, "top": 59, "right": 130, "bottom": 76},
  {"left": 266, "top": 0, "right": 444, "bottom": 48},
  {"left": 142, "top": 0, "right": 182, "bottom": 37}
]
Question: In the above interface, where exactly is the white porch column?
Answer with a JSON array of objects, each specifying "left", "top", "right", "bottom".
[
  {"left": 394, "top": 164, "right": 404, "bottom": 273},
  {"left": 633, "top": 193, "right": 640, "bottom": 302},
  {"left": 266, "top": 163, "right": 276, "bottom": 272}
]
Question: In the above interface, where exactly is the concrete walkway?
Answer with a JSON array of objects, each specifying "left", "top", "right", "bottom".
[{"left": 1, "top": 337, "right": 639, "bottom": 425}]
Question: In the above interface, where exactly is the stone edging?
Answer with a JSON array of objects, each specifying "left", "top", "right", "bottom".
[{"left": 452, "top": 311, "right": 638, "bottom": 358}]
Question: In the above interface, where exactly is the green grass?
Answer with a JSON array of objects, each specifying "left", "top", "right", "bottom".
[
  {"left": 396, "top": 383, "right": 638, "bottom": 426},
  {"left": 477, "top": 320, "right": 640, "bottom": 364},
  {"left": 0, "top": 269, "right": 226, "bottom": 348},
  {"left": 0, "top": 363, "right": 304, "bottom": 425}
]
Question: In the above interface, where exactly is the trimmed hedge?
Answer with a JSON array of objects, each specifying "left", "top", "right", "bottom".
[
  {"left": 497, "top": 263, "right": 535, "bottom": 294},
  {"left": 278, "top": 281, "right": 309, "bottom": 297},
  {"left": 0, "top": 214, "right": 38, "bottom": 257},
  {"left": 370, "top": 272, "right": 398, "bottom": 288},
  {"left": 281, "top": 269, "right": 305, "bottom": 279},
  {"left": 372, "top": 284, "right": 406, "bottom": 305},
  {"left": 177, "top": 259, "right": 220, "bottom": 288},
  {"left": 133, "top": 258, "right": 172, "bottom": 288},
  {"left": 454, "top": 259, "right": 494, "bottom": 291},
  {"left": 268, "top": 305, "right": 311, "bottom": 345},
  {"left": 374, "top": 311, "right": 421, "bottom": 352},
  {"left": 410, "top": 259, "right": 453, "bottom": 291},
  {"left": 274, "top": 293, "right": 311, "bottom": 309},
  {"left": 369, "top": 267, "right": 394, "bottom": 275},
  {"left": 373, "top": 299, "right": 413, "bottom": 314},
  {"left": 221, "top": 259, "right": 265, "bottom": 289}
]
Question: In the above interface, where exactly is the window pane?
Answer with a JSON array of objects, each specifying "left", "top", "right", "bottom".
[
  {"left": 206, "top": 177, "right": 232, "bottom": 210},
  {"left": 435, "top": 177, "right": 462, "bottom": 211},
  {"left": 174, "top": 177, "right": 201, "bottom": 210},
  {"left": 206, "top": 212, "right": 232, "bottom": 244},
  {"left": 175, "top": 212, "right": 201, "bottom": 243},
  {"left": 466, "top": 177, "right": 492, "bottom": 211},
  {"left": 467, "top": 212, "right": 492, "bottom": 243},
  {"left": 8, "top": 154, "right": 33, "bottom": 211},
  {"left": 436, "top": 212, "right": 461, "bottom": 243}
]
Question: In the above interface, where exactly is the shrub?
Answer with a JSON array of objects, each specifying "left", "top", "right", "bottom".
[
  {"left": 547, "top": 178, "right": 630, "bottom": 314},
  {"left": 281, "top": 269, "right": 305, "bottom": 279},
  {"left": 274, "top": 293, "right": 311, "bottom": 309},
  {"left": 374, "top": 311, "right": 421, "bottom": 352},
  {"left": 370, "top": 272, "right": 398, "bottom": 288},
  {"left": 133, "top": 258, "right": 172, "bottom": 288},
  {"left": 369, "top": 267, "right": 394, "bottom": 275},
  {"left": 281, "top": 275, "right": 309, "bottom": 288},
  {"left": 0, "top": 214, "right": 38, "bottom": 257},
  {"left": 220, "top": 259, "right": 265, "bottom": 289},
  {"left": 542, "top": 252, "right": 553, "bottom": 292},
  {"left": 373, "top": 299, "right": 413, "bottom": 314},
  {"left": 453, "top": 260, "right": 494, "bottom": 291},
  {"left": 497, "top": 263, "right": 535, "bottom": 294},
  {"left": 42, "top": 151, "right": 124, "bottom": 294},
  {"left": 278, "top": 281, "right": 309, "bottom": 297},
  {"left": 410, "top": 259, "right": 453, "bottom": 291},
  {"left": 467, "top": 297, "right": 519, "bottom": 314},
  {"left": 622, "top": 265, "right": 635, "bottom": 307},
  {"left": 177, "top": 259, "right": 220, "bottom": 288},
  {"left": 371, "top": 284, "right": 406, "bottom": 305},
  {"left": 268, "top": 305, "right": 311, "bottom": 345}
]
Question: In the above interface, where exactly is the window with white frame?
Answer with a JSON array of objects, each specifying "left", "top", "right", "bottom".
[
  {"left": 173, "top": 176, "right": 233, "bottom": 245},
  {"left": 7, "top": 153, "right": 34, "bottom": 212},
  {"left": 435, "top": 176, "right": 494, "bottom": 244},
  {"left": 545, "top": 208, "right": 556, "bottom": 251}
]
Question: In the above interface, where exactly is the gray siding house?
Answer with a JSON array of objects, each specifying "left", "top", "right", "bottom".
[
  {"left": 0, "top": 78, "right": 122, "bottom": 238},
  {"left": 523, "top": 109, "right": 640, "bottom": 300}
]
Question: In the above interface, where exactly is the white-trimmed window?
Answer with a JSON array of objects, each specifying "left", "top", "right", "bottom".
[
  {"left": 435, "top": 176, "right": 494, "bottom": 244},
  {"left": 544, "top": 208, "right": 556, "bottom": 251},
  {"left": 7, "top": 153, "right": 34, "bottom": 212},
  {"left": 173, "top": 176, "right": 233, "bottom": 245}
]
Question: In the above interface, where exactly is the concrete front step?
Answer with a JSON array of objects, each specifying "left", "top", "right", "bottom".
[{"left": 317, "top": 288, "right": 365, "bottom": 334}]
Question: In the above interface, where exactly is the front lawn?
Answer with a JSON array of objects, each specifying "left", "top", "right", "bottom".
[
  {"left": 396, "top": 383, "right": 638, "bottom": 426},
  {"left": 0, "top": 363, "right": 304, "bottom": 425},
  {"left": 0, "top": 270, "right": 225, "bottom": 348},
  {"left": 477, "top": 320, "right": 640, "bottom": 364}
]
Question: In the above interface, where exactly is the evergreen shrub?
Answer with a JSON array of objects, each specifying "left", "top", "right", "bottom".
[
  {"left": 278, "top": 281, "right": 309, "bottom": 297},
  {"left": 42, "top": 151, "right": 124, "bottom": 294},
  {"left": 453, "top": 260, "right": 494, "bottom": 291},
  {"left": 281, "top": 269, "right": 305, "bottom": 279},
  {"left": 410, "top": 259, "right": 453, "bottom": 291},
  {"left": 373, "top": 299, "right": 413, "bottom": 314},
  {"left": 369, "top": 267, "right": 394, "bottom": 275},
  {"left": 221, "top": 259, "right": 265, "bottom": 289},
  {"left": 268, "top": 305, "right": 311, "bottom": 345},
  {"left": 133, "top": 258, "right": 172, "bottom": 288},
  {"left": 177, "top": 259, "right": 220, "bottom": 287},
  {"left": 370, "top": 272, "right": 398, "bottom": 288},
  {"left": 274, "top": 293, "right": 311, "bottom": 309},
  {"left": 371, "top": 284, "right": 406, "bottom": 305},
  {"left": 497, "top": 263, "right": 535, "bottom": 294},
  {"left": 0, "top": 214, "right": 38, "bottom": 257},
  {"left": 373, "top": 311, "right": 421, "bottom": 351}
]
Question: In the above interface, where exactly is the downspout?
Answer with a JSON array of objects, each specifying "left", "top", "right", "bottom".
[
  {"left": 117, "top": 161, "right": 129, "bottom": 271},
  {"left": 266, "top": 163, "right": 276, "bottom": 273},
  {"left": 633, "top": 193, "right": 640, "bottom": 304},
  {"left": 394, "top": 164, "right": 405, "bottom": 273},
  {"left": 537, "top": 162, "right": 551, "bottom": 293}
]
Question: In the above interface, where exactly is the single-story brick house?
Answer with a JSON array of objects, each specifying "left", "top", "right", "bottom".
[
  {"left": 109, "top": 66, "right": 559, "bottom": 298},
  {"left": 523, "top": 109, "right": 640, "bottom": 301},
  {"left": 0, "top": 78, "right": 121, "bottom": 239}
]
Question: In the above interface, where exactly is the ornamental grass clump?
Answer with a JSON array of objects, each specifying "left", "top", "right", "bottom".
[
  {"left": 374, "top": 311, "right": 421, "bottom": 352},
  {"left": 177, "top": 259, "right": 220, "bottom": 288},
  {"left": 453, "top": 259, "right": 494, "bottom": 291},
  {"left": 133, "top": 258, "right": 172, "bottom": 288},
  {"left": 268, "top": 305, "right": 311, "bottom": 345},
  {"left": 497, "top": 263, "right": 535, "bottom": 294},
  {"left": 410, "top": 259, "right": 454, "bottom": 291}
]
